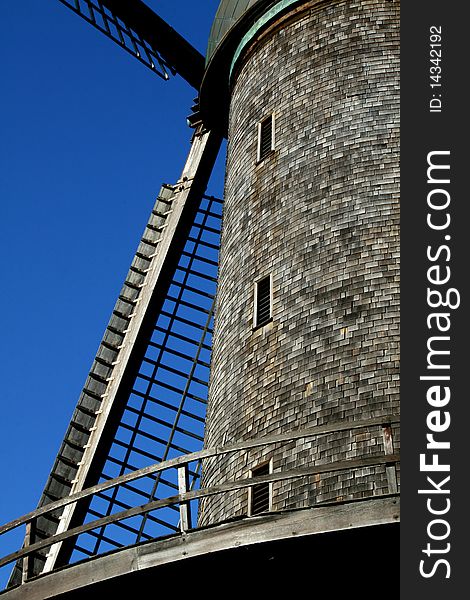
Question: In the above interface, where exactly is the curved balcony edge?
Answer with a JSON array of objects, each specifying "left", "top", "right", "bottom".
[{"left": 1, "top": 494, "right": 399, "bottom": 599}]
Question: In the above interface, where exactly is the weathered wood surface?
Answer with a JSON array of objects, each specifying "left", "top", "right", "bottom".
[
  {"left": 1, "top": 414, "right": 399, "bottom": 537},
  {"left": 41, "top": 127, "right": 222, "bottom": 573},
  {"left": 177, "top": 466, "right": 191, "bottom": 532},
  {"left": 1, "top": 496, "right": 399, "bottom": 600},
  {"left": 382, "top": 425, "right": 399, "bottom": 494},
  {"left": 0, "top": 452, "right": 399, "bottom": 571}
]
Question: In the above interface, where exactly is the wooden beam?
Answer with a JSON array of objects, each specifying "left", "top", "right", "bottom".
[
  {"left": 101, "top": 0, "right": 205, "bottom": 89},
  {"left": 21, "top": 521, "right": 35, "bottom": 585},
  {"left": 178, "top": 466, "right": 191, "bottom": 533},
  {"left": 382, "top": 424, "right": 399, "bottom": 494}
]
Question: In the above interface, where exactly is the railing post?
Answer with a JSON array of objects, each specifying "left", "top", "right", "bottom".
[
  {"left": 382, "top": 424, "right": 398, "bottom": 494},
  {"left": 178, "top": 465, "right": 191, "bottom": 532},
  {"left": 21, "top": 519, "right": 35, "bottom": 584}
]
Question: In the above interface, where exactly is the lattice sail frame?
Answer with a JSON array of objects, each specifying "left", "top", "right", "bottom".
[
  {"left": 57, "top": 0, "right": 205, "bottom": 89},
  {"left": 72, "top": 192, "right": 222, "bottom": 560},
  {"left": 58, "top": 0, "right": 174, "bottom": 79},
  {"left": 5, "top": 127, "right": 222, "bottom": 584}
]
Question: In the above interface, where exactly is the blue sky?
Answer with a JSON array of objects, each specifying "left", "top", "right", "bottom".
[{"left": 0, "top": 0, "right": 223, "bottom": 579}]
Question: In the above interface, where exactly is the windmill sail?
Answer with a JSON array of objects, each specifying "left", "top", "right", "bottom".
[
  {"left": 7, "top": 125, "right": 222, "bottom": 584},
  {"left": 58, "top": 0, "right": 205, "bottom": 88},
  {"left": 7, "top": 0, "right": 216, "bottom": 585}
]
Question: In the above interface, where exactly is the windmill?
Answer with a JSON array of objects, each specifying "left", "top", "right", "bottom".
[{"left": 0, "top": 1, "right": 400, "bottom": 596}]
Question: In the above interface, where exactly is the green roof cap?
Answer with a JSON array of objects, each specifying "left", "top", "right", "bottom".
[{"left": 207, "top": 0, "right": 263, "bottom": 62}]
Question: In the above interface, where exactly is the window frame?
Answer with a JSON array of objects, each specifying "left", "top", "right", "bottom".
[
  {"left": 256, "top": 113, "right": 275, "bottom": 163},
  {"left": 248, "top": 458, "right": 273, "bottom": 516},
  {"left": 253, "top": 273, "right": 273, "bottom": 329}
]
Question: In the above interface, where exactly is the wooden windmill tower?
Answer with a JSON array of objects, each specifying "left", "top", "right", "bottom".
[{"left": 0, "top": 1, "right": 400, "bottom": 596}]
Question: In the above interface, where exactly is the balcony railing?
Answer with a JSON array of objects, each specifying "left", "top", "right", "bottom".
[{"left": 0, "top": 414, "right": 399, "bottom": 589}]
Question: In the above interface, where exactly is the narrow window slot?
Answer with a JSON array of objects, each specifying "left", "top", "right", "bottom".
[
  {"left": 254, "top": 275, "right": 272, "bottom": 328},
  {"left": 257, "top": 114, "right": 274, "bottom": 162},
  {"left": 250, "top": 462, "right": 271, "bottom": 515}
]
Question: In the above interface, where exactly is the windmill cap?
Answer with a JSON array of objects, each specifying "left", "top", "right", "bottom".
[
  {"left": 202, "top": 0, "right": 302, "bottom": 133},
  {"left": 207, "top": 0, "right": 263, "bottom": 64}
]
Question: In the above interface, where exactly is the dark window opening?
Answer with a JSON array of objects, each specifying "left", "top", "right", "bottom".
[
  {"left": 258, "top": 115, "right": 273, "bottom": 161},
  {"left": 250, "top": 463, "right": 271, "bottom": 515},
  {"left": 255, "top": 275, "right": 272, "bottom": 328}
]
